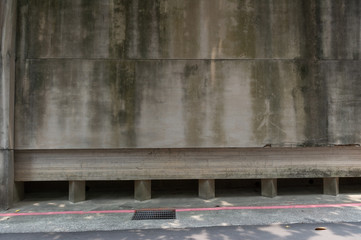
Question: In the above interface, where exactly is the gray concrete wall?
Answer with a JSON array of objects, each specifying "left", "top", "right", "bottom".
[
  {"left": 1, "top": 0, "right": 16, "bottom": 210},
  {"left": 14, "top": 0, "right": 361, "bottom": 149}
]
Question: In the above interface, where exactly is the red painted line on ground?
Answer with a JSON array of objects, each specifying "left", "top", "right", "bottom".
[
  {"left": 176, "top": 203, "right": 361, "bottom": 212},
  {"left": 2, "top": 203, "right": 361, "bottom": 217},
  {"left": 0, "top": 209, "right": 135, "bottom": 217}
]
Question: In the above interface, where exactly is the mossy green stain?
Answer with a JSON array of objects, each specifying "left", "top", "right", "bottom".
[{"left": 109, "top": 0, "right": 126, "bottom": 58}]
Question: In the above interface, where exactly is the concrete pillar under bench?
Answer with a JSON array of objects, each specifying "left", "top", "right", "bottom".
[
  {"left": 134, "top": 180, "right": 151, "bottom": 201},
  {"left": 69, "top": 181, "right": 86, "bottom": 203},
  {"left": 261, "top": 179, "right": 277, "bottom": 198},
  {"left": 0, "top": 150, "right": 14, "bottom": 210},
  {"left": 199, "top": 179, "right": 215, "bottom": 199},
  {"left": 323, "top": 177, "right": 339, "bottom": 196},
  {"left": 13, "top": 182, "right": 25, "bottom": 203}
]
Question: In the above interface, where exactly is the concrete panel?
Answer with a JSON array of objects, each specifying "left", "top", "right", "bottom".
[
  {"left": 15, "top": 60, "right": 137, "bottom": 149},
  {"left": 24, "top": 0, "right": 305, "bottom": 59},
  {"left": 0, "top": 150, "right": 14, "bottom": 210},
  {"left": 16, "top": 60, "right": 317, "bottom": 149},
  {"left": 324, "top": 61, "right": 361, "bottom": 145},
  {"left": 320, "top": 0, "right": 361, "bottom": 59}
]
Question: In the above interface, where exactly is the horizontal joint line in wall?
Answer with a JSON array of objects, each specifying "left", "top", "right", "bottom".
[
  {"left": 25, "top": 58, "right": 307, "bottom": 61},
  {"left": 24, "top": 58, "right": 361, "bottom": 62}
]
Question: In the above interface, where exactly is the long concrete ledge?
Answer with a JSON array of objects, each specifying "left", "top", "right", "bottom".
[
  {"left": 14, "top": 147, "right": 361, "bottom": 181},
  {"left": 13, "top": 147, "right": 361, "bottom": 202}
]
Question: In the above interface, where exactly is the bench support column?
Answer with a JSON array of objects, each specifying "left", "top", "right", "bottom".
[
  {"left": 323, "top": 177, "right": 339, "bottom": 196},
  {"left": 199, "top": 179, "right": 215, "bottom": 199},
  {"left": 13, "top": 182, "right": 24, "bottom": 203},
  {"left": 135, "top": 180, "right": 151, "bottom": 201},
  {"left": 261, "top": 179, "right": 277, "bottom": 198},
  {"left": 0, "top": 151, "right": 14, "bottom": 210},
  {"left": 69, "top": 181, "right": 86, "bottom": 203}
]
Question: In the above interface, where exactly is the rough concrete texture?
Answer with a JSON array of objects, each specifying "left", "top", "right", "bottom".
[{"left": 14, "top": 0, "right": 361, "bottom": 149}]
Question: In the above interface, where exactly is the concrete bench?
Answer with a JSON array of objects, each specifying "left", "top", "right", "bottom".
[{"left": 14, "top": 147, "right": 361, "bottom": 203}]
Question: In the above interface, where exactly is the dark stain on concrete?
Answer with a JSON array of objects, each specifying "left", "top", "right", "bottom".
[
  {"left": 80, "top": 0, "right": 96, "bottom": 57},
  {"left": 19, "top": 60, "right": 48, "bottom": 144},
  {"left": 107, "top": 61, "right": 137, "bottom": 147},
  {"left": 222, "top": 0, "right": 256, "bottom": 58},
  {"left": 329, "top": 0, "right": 361, "bottom": 59},
  {"left": 182, "top": 62, "right": 206, "bottom": 146},
  {"left": 108, "top": 0, "right": 126, "bottom": 58},
  {"left": 257, "top": 1, "right": 273, "bottom": 58},
  {"left": 126, "top": 0, "right": 161, "bottom": 58},
  {"left": 330, "top": 0, "right": 347, "bottom": 59},
  {"left": 351, "top": 0, "right": 361, "bottom": 60},
  {"left": 209, "top": 61, "right": 226, "bottom": 145},
  {"left": 295, "top": 0, "right": 328, "bottom": 146}
]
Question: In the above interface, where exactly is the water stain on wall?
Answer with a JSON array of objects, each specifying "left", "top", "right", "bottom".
[
  {"left": 182, "top": 63, "right": 207, "bottom": 146},
  {"left": 107, "top": 61, "right": 137, "bottom": 147},
  {"left": 108, "top": 0, "right": 126, "bottom": 58},
  {"left": 295, "top": 0, "right": 328, "bottom": 146},
  {"left": 208, "top": 60, "right": 226, "bottom": 145},
  {"left": 15, "top": 0, "right": 361, "bottom": 149},
  {"left": 125, "top": 0, "right": 161, "bottom": 58},
  {"left": 16, "top": 60, "right": 48, "bottom": 147},
  {"left": 330, "top": 0, "right": 361, "bottom": 59}
]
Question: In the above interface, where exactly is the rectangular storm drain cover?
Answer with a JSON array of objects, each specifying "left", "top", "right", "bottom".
[{"left": 132, "top": 209, "right": 176, "bottom": 220}]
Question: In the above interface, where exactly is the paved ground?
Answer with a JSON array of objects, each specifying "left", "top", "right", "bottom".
[
  {"left": 2, "top": 186, "right": 361, "bottom": 234},
  {"left": 2, "top": 223, "right": 361, "bottom": 240}
]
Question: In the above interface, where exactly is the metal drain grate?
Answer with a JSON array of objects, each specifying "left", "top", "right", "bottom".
[{"left": 132, "top": 209, "right": 176, "bottom": 220}]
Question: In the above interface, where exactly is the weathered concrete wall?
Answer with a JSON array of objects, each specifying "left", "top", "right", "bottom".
[
  {"left": 14, "top": 0, "right": 361, "bottom": 149},
  {"left": 1, "top": 0, "right": 16, "bottom": 210},
  {"left": 16, "top": 60, "right": 310, "bottom": 148}
]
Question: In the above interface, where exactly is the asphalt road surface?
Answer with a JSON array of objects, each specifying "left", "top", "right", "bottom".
[{"left": 2, "top": 222, "right": 361, "bottom": 240}]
